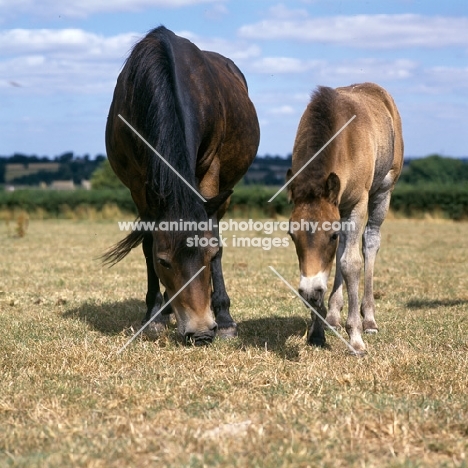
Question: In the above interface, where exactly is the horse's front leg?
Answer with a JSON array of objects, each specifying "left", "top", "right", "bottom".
[
  {"left": 211, "top": 227, "right": 237, "bottom": 338},
  {"left": 340, "top": 200, "right": 368, "bottom": 355},
  {"left": 142, "top": 234, "right": 170, "bottom": 339}
]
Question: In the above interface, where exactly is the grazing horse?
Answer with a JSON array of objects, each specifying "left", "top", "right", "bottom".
[
  {"left": 287, "top": 82, "right": 403, "bottom": 354},
  {"left": 104, "top": 26, "right": 260, "bottom": 345}
]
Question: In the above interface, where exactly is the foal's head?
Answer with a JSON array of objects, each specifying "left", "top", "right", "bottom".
[{"left": 288, "top": 172, "right": 341, "bottom": 307}]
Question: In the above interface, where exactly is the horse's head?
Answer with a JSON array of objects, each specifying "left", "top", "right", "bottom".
[
  {"left": 288, "top": 172, "right": 341, "bottom": 307},
  {"left": 150, "top": 191, "right": 231, "bottom": 345}
]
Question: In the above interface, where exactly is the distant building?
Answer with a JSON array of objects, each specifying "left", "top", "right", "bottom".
[
  {"left": 50, "top": 180, "right": 74, "bottom": 190},
  {"left": 5, "top": 162, "right": 60, "bottom": 183},
  {"left": 243, "top": 156, "right": 292, "bottom": 185}
]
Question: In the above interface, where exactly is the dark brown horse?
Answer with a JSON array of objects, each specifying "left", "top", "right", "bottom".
[
  {"left": 104, "top": 26, "right": 260, "bottom": 345},
  {"left": 287, "top": 82, "right": 403, "bottom": 354}
]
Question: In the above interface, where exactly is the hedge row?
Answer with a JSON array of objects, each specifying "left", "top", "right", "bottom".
[
  {"left": 0, "top": 189, "right": 137, "bottom": 216},
  {"left": 1, "top": 184, "right": 468, "bottom": 219},
  {"left": 390, "top": 184, "right": 468, "bottom": 220}
]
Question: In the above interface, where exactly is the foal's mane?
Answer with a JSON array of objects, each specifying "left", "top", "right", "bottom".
[{"left": 292, "top": 86, "right": 338, "bottom": 202}]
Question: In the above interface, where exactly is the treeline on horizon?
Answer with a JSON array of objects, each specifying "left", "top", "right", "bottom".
[
  {"left": 0, "top": 152, "right": 106, "bottom": 185},
  {"left": 2, "top": 151, "right": 468, "bottom": 187},
  {"left": 2, "top": 153, "right": 468, "bottom": 219}
]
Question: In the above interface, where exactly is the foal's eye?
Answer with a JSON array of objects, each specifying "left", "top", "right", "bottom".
[
  {"left": 330, "top": 232, "right": 339, "bottom": 241},
  {"left": 157, "top": 258, "right": 171, "bottom": 269}
]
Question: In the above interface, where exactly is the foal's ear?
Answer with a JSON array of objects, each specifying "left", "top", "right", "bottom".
[
  {"left": 286, "top": 168, "right": 293, "bottom": 202},
  {"left": 324, "top": 172, "right": 340, "bottom": 206},
  {"left": 204, "top": 190, "right": 233, "bottom": 217}
]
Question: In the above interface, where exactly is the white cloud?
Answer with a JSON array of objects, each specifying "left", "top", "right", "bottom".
[
  {"left": 317, "top": 58, "right": 419, "bottom": 83},
  {"left": 246, "top": 56, "right": 418, "bottom": 82},
  {"left": 176, "top": 31, "right": 261, "bottom": 61},
  {"left": 204, "top": 3, "right": 229, "bottom": 20},
  {"left": 268, "top": 105, "right": 296, "bottom": 115},
  {"left": 0, "top": 29, "right": 138, "bottom": 58},
  {"left": 0, "top": 0, "right": 223, "bottom": 19},
  {"left": 423, "top": 66, "right": 468, "bottom": 93},
  {"left": 0, "top": 28, "right": 260, "bottom": 94},
  {"left": 249, "top": 57, "right": 319, "bottom": 74},
  {"left": 239, "top": 13, "right": 468, "bottom": 49},
  {"left": 0, "top": 29, "right": 140, "bottom": 93}
]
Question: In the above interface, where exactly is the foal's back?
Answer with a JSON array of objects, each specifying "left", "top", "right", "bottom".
[{"left": 334, "top": 82, "right": 404, "bottom": 202}]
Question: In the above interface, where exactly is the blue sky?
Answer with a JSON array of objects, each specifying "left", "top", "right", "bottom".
[{"left": 1, "top": 0, "right": 467, "bottom": 158}]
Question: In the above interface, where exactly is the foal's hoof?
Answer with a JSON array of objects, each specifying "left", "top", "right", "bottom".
[
  {"left": 217, "top": 324, "right": 238, "bottom": 339},
  {"left": 348, "top": 348, "right": 367, "bottom": 357},
  {"left": 143, "top": 322, "right": 167, "bottom": 340},
  {"left": 364, "top": 328, "right": 379, "bottom": 334}
]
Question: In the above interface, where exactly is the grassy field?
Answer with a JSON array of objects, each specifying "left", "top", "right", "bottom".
[{"left": 1, "top": 217, "right": 468, "bottom": 467}]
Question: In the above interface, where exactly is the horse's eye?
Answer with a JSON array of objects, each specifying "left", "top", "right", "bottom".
[{"left": 157, "top": 258, "right": 171, "bottom": 269}]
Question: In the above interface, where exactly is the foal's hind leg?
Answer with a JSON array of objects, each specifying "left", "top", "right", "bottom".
[
  {"left": 361, "top": 189, "right": 392, "bottom": 333},
  {"left": 142, "top": 234, "right": 170, "bottom": 339}
]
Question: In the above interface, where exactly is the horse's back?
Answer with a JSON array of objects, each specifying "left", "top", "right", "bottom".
[{"left": 106, "top": 26, "right": 259, "bottom": 212}]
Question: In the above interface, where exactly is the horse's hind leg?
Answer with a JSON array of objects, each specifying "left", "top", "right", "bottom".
[
  {"left": 142, "top": 234, "right": 170, "bottom": 339},
  {"left": 361, "top": 188, "right": 392, "bottom": 333}
]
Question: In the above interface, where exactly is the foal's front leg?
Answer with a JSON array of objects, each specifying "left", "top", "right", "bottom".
[
  {"left": 339, "top": 200, "right": 368, "bottom": 354},
  {"left": 142, "top": 234, "right": 170, "bottom": 339},
  {"left": 327, "top": 234, "right": 345, "bottom": 328}
]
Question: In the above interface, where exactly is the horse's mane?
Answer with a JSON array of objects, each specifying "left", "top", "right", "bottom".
[
  {"left": 121, "top": 26, "right": 204, "bottom": 221},
  {"left": 292, "top": 86, "right": 337, "bottom": 202},
  {"left": 102, "top": 27, "right": 207, "bottom": 266}
]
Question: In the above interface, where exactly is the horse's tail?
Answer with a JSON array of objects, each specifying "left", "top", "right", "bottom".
[
  {"left": 101, "top": 228, "right": 146, "bottom": 267},
  {"left": 121, "top": 26, "right": 195, "bottom": 215}
]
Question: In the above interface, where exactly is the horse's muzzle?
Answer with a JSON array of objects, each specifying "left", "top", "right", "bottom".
[{"left": 184, "top": 325, "right": 217, "bottom": 346}]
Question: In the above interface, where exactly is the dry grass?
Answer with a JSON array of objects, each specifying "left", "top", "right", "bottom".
[{"left": 1, "top": 218, "right": 468, "bottom": 467}]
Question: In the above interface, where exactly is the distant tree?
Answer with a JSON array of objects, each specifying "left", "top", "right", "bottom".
[
  {"left": 57, "top": 152, "right": 74, "bottom": 163},
  {"left": 399, "top": 154, "right": 468, "bottom": 185},
  {"left": 90, "top": 159, "right": 124, "bottom": 189}
]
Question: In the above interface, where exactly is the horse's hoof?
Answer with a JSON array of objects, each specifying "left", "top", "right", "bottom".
[
  {"left": 143, "top": 322, "right": 167, "bottom": 340},
  {"left": 364, "top": 328, "right": 378, "bottom": 334},
  {"left": 217, "top": 324, "right": 238, "bottom": 339},
  {"left": 308, "top": 337, "right": 326, "bottom": 347}
]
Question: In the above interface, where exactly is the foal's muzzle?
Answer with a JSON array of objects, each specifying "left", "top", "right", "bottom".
[{"left": 298, "top": 286, "right": 325, "bottom": 306}]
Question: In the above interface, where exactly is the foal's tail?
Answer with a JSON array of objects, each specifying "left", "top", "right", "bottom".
[{"left": 101, "top": 228, "right": 146, "bottom": 267}]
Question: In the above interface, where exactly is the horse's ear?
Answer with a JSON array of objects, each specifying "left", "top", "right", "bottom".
[
  {"left": 286, "top": 168, "right": 293, "bottom": 202},
  {"left": 324, "top": 172, "right": 340, "bottom": 206},
  {"left": 204, "top": 190, "right": 233, "bottom": 217}
]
